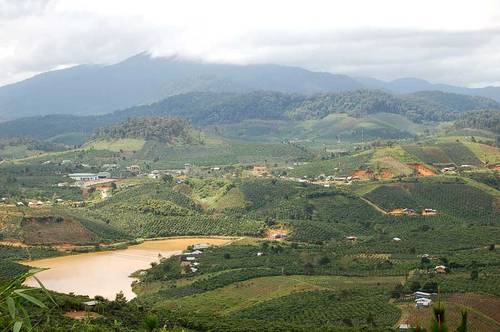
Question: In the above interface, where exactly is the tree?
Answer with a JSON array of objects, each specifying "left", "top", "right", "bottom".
[
  {"left": 431, "top": 304, "right": 448, "bottom": 332},
  {"left": 366, "top": 312, "right": 376, "bottom": 326},
  {"left": 391, "top": 283, "right": 404, "bottom": 299},
  {"left": 303, "top": 262, "right": 314, "bottom": 275},
  {"left": 318, "top": 256, "right": 330, "bottom": 266},
  {"left": 455, "top": 310, "right": 468, "bottom": 332},
  {"left": 422, "top": 281, "right": 438, "bottom": 293},
  {"left": 470, "top": 270, "right": 478, "bottom": 281},
  {"left": 114, "top": 291, "right": 127, "bottom": 306},
  {"left": 410, "top": 281, "right": 421, "bottom": 292},
  {"left": 143, "top": 313, "right": 159, "bottom": 332}
]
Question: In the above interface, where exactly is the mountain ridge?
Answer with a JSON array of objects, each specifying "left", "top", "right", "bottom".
[{"left": 0, "top": 53, "right": 499, "bottom": 120}]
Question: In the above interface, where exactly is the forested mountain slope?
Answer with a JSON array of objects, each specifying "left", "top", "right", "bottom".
[{"left": 1, "top": 90, "right": 498, "bottom": 140}]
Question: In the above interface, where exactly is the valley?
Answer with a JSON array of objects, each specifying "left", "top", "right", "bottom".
[{"left": 1, "top": 116, "right": 498, "bottom": 330}]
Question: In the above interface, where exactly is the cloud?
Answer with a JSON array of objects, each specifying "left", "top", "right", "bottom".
[{"left": 0, "top": 0, "right": 499, "bottom": 87}]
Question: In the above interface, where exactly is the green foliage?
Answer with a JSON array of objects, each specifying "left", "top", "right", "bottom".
[
  {"left": 234, "top": 289, "right": 400, "bottom": 329},
  {"left": 364, "top": 182, "right": 497, "bottom": 223},
  {"left": 0, "top": 268, "right": 56, "bottom": 332},
  {"left": 455, "top": 109, "right": 500, "bottom": 134},
  {"left": 93, "top": 116, "right": 195, "bottom": 144}
]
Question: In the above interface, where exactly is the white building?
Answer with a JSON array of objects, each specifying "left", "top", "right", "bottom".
[{"left": 68, "top": 173, "right": 99, "bottom": 181}]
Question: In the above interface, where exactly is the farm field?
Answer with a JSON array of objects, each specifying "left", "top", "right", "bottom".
[{"left": 397, "top": 293, "right": 500, "bottom": 331}]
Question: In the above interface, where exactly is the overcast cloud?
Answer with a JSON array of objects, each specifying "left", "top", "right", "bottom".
[{"left": 1, "top": 0, "right": 499, "bottom": 87}]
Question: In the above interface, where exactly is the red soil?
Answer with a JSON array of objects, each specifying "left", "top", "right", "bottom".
[{"left": 408, "top": 163, "right": 436, "bottom": 176}]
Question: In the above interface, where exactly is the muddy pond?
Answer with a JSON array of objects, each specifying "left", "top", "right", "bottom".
[{"left": 24, "top": 237, "right": 232, "bottom": 300}]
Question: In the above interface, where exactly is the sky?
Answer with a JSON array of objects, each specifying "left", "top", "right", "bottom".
[{"left": 1, "top": 0, "right": 499, "bottom": 87}]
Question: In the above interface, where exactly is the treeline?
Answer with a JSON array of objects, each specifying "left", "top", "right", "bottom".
[
  {"left": 92, "top": 117, "right": 195, "bottom": 143},
  {"left": 0, "top": 137, "right": 66, "bottom": 151},
  {"left": 454, "top": 109, "right": 500, "bottom": 134}
]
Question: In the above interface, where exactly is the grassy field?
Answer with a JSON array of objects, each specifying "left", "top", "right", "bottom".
[{"left": 84, "top": 138, "right": 146, "bottom": 152}]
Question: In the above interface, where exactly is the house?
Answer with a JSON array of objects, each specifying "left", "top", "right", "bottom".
[
  {"left": 414, "top": 291, "right": 431, "bottom": 299},
  {"left": 192, "top": 262, "right": 200, "bottom": 266},
  {"left": 422, "top": 208, "right": 437, "bottom": 216},
  {"left": 16, "top": 202, "right": 25, "bottom": 206},
  {"left": 148, "top": 170, "right": 161, "bottom": 179},
  {"left": 68, "top": 173, "right": 99, "bottom": 181},
  {"left": 252, "top": 165, "right": 268, "bottom": 176},
  {"left": 392, "top": 237, "right": 402, "bottom": 242},
  {"left": 415, "top": 298, "right": 432, "bottom": 307},
  {"left": 190, "top": 267, "right": 198, "bottom": 273},
  {"left": 183, "top": 250, "right": 203, "bottom": 255},
  {"left": 82, "top": 300, "right": 99, "bottom": 307},
  {"left": 61, "top": 159, "right": 72, "bottom": 165},
  {"left": 184, "top": 163, "right": 192, "bottom": 173},
  {"left": 257, "top": 252, "right": 264, "bottom": 256},
  {"left": 193, "top": 243, "right": 210, "bottom": 250},
  {"left": 97, "top": 172, "right": 111, "bottom": 179},
  {"left": 441, "top": 166, "right": 456, "bottom": 173},
  {"left": 345, "top": 236, "right": 358, "bottom": 242},
  {"left": 211, "top": 167, "right": 221, "bottom": 171},
  {"left": 403, "top": 208, "right": 417, "bottom": 215},
  {"left": 434, "top": 265, "right": 447, "bottom": 273},
  {"left": 126, "top": 165, "right": 141, "bottom": 173},
  {"left": 271, "top": 233, "right": 287, "bottom": 239},
  {"left": 399, "top": 324, "right": 414, "bottom": 331},
  {"left": 28, "top": 200, "right": 44, "bottom": 208},
  {"left": 333, "top": 176, "right": 348, "bottom": 182}
]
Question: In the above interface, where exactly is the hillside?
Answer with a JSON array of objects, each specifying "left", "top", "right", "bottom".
[
  {"left": 92, "top": 117, "right": 196, "bottom": 144},
  {"left": 0, "top": 90, "right": 498, "bottom": 142},
  {"left": 455, "top": 110, "right": 500, "bottom": 134}
]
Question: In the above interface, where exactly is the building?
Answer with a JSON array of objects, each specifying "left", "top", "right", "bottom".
[
  {"left": 252, "top": 165, "right": 268, "bottom": 176},
  {"left": 422, "top": 208, "right": 437, "bottom": 216},
  {"left": 345, "top": 236, "right": 358, "bottom": 242},
  {"left": 441, "top": 167, "right": 456, "bottom": 173},
  {"left": 68, "top": 173, "right": 99, "bottom": 181},
  {"left": 148, "top": 170, "right": 161, "bottom": 179},
  {"left": 193, "top": 243, "right": 210, "bottom": 250},
  {"left": 97, "top": 172, "right": 111, "bottom": 179},
  {"left": 414, "top": 291, "right": 431, "bottom": 299},
  {"left": 434, "top": 265, "right": 447, "bottom": 273},
  {"left": 399, "top": 324, "right": 414, "bottom": 331},
  {"left": 392, "top": 237, "right": 402, "bottom": 242},
  {"left": 126, "top": 165, "right": 141, "bottom": 173},
  {"left": 415, "top": 298, "right": 432, "bottom": 307}
]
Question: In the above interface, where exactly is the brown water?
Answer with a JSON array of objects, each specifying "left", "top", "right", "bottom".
[{"left": 24, "top": 237, "right": 232, "bottom": 300}]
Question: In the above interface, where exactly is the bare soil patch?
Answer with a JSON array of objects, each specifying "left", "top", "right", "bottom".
[
  {"left": 407, "top": 163, "right": 436, "bottom": 176},
  {"left": 63, "top": 311, "right": 101, "bottom": 320},
  {"left": 21, "top": 216, "right": 95, "bottom": 245}
]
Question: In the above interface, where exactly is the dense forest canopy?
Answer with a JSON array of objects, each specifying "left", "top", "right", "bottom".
[
  {"left": 92, "top": 117, "right": 195, "bottom": 144},
  {"left": 454, "top": 109, "right": 500, "bottom": 134},
  {"left": 1, "top": 90, "right": 499, "bottom": 139}
]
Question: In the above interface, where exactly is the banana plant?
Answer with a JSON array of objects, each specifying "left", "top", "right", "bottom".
[{"left": 0, "top": 268, "right": 56, "bottom": 332}]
